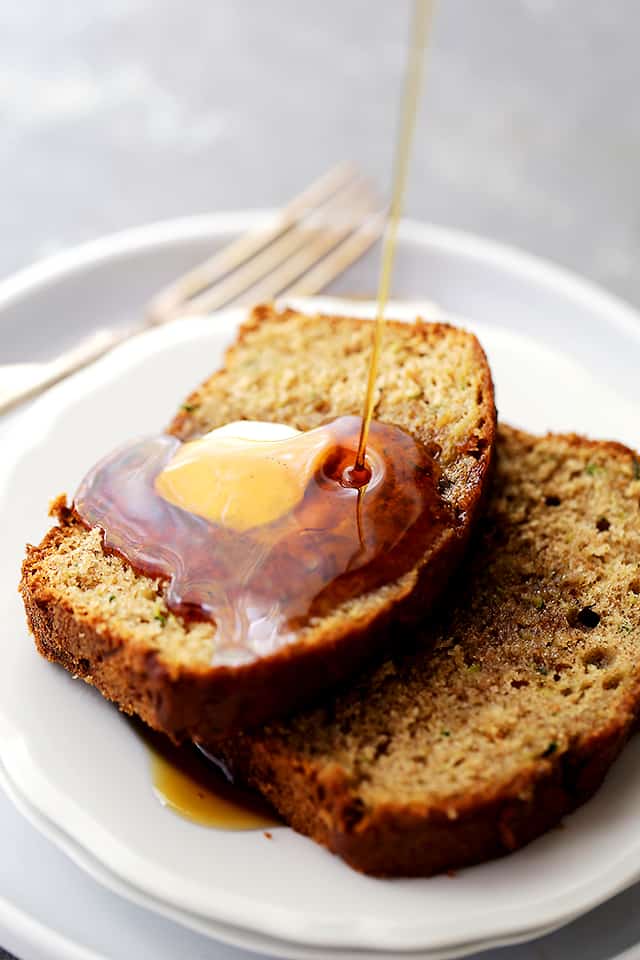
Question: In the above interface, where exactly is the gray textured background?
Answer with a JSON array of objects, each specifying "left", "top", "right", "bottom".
[
  {"left": 2, "top": 1, "right": 640, "bottom": 958},
  {"left": 2, "top": 0, "right": 640, "bottom": 306}
]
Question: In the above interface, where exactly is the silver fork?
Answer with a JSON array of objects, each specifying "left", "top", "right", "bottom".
[{"left": 0, "top": 163, "right": 385, "bottom": 417}]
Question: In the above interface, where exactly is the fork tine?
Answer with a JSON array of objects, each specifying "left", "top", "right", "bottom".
[
  {"left": 181, "top": 177, "right": 378, "bottom": 316},
  {"left": 147, "top": 163, "right": 358, "bottom": 324},
  {"left": 0, "top": 167, "right": 386, "bottom": 419},
  {"left": 236, "top": 195, "right": 380, "bottom": 305},
  {"left": 280, "top": 209, "right": 387, "bottom": 298}
]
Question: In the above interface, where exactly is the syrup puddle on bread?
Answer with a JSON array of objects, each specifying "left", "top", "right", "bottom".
[{"left": 74, "top": 415, "right": 449, "bottom": 665}]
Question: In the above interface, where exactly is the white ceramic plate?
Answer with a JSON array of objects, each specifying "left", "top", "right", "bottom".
[
  {"left": 1, "top": 761, "right": 640, "bottom": 960},
  {"left": 0, "top": 761, "right": 571, "bottom": 960},
  {"left": 1, "top": 214, "right": 640, "bottom": 959}
]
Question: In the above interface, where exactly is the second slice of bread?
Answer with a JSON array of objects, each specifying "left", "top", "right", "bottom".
[
  {"left": 215, "top": 425, "right": 640, "bottom": 875},
  {"left": 20, "top": 305, "right": 496, "bottom": 737}
]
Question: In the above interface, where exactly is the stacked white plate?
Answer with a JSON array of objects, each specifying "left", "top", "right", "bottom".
[{"left": 1, "top": 215, "right": 640, "bottom": 960}]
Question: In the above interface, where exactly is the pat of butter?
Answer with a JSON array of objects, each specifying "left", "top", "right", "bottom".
[{"left": 155, "top": 421, "right": 333, "bottom": 531}]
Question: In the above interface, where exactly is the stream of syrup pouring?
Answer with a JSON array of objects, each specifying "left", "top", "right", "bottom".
[
  {"left": 353, "top": 0, "right": 433, "bottom": 475},
  {"left": 76, "top": 0, "right": 435, "bottom": 830}
]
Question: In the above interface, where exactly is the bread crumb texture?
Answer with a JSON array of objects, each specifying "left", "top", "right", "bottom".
[
  {"left": 23, "top": 524, "right": 216, "bottom": 665},
  {"left": 217, "top": 426, "right": 640, "bottom": 871},
  {"left": 170, "top": 305, "right": 494, "bottom": 501}
]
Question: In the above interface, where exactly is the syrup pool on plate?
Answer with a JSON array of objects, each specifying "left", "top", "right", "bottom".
[{"left": 134, "top": 724, "right": 278, "bottom": 830}]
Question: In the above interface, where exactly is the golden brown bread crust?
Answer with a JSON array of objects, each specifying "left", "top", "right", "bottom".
[
  {"left": 213, "top": 426, "right": 640, "bottom": 875},
  {"left": 219, "top": 707, "right": 631, "bottom": 876},
  {"left": 20, "top": 305, "right": 496, "bottom": 738}
]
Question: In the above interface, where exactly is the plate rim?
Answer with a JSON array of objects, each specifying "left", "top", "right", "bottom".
[
  {"left": 1, "top": 210, "right": 639, "bottom": 347},
  {"left": 3, "top": 213, "right": 640, "bottom": 954},
  {"left": 0, "top": 885, "right": 103, "bottom": 960}
]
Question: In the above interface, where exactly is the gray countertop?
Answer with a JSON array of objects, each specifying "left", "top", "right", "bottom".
[
  {"left": 2, "top": 2, "right": 640, "bottom": 958},
  {"left": 2, "top": 0, "right": 640, "bottom": 307}
]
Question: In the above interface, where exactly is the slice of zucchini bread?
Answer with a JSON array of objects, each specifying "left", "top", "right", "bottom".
[{"left": 215, "top": 425, "right": 640, "bottom": 875}]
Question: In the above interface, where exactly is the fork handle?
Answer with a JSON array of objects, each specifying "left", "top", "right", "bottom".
[{"left": 0, "top": 325, "right": 140, "bottom": 416}]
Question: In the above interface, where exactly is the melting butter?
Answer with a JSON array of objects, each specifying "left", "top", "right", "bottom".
[{"left": 155, "top": 421, "right": 334, "bottom": 531}]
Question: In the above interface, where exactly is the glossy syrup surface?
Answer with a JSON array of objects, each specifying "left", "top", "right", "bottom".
[
  {"left": 74, "top": 415, "right": 451, "bottom": 666},
  {"left": 354, "top": 0, "right": 433, "bottom": 469}
]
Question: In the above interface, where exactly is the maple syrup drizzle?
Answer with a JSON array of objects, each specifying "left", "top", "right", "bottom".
[
  {"left": 354, "top": 0, "right": 434, "bottom": 472},
  {"left": 74, "top": 416, "right": 450, "bottom": 665}
]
